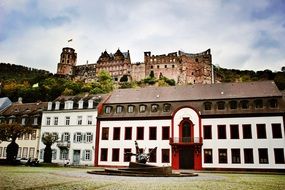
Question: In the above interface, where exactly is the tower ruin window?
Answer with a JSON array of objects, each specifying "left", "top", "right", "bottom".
[
  {"left": 195, "top": 58, "right": 198, "bottom": 62},
  {"left": 165, "top": 65, "right": 167, "bottom": 68},
  {"left": 172, "top": 65, "right": 175, "bottom": 68},
  {"left": 157, "top": 65, "right": 159, "bottom": 69}
]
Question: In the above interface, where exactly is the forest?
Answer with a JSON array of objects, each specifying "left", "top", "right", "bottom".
[{"left": 0, "top": 63, "right": 285, "bottom": 103}]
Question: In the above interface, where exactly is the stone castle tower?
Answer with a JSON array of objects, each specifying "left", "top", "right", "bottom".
[
  {"left": 57, "top": 47, "right": 77, "bottom": 75},
  {"left": 56, "top": 47, "right": 213, "bottom": 85}
]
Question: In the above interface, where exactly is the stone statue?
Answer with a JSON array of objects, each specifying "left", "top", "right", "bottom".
[{"left": 125, "top": 141, "right": 157, "bottom": 164}]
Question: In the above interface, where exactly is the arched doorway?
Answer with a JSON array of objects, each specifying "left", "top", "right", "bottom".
[{"left": 179, "top": 118, "right": 194, "bottom": 169}]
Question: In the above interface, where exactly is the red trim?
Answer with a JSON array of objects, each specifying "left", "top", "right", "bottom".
[
  {"left": 94, "top": 119, "right": 101, "bottom": 166},
  {"left": 178, "top": 118, "right": 194, "bottom": 140}
]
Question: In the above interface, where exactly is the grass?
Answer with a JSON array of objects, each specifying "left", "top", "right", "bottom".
[{"left": 0, "top": 166, "right": 284, "bottom": 190}]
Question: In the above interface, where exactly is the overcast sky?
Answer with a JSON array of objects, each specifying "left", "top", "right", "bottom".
[{"left": 0, "top": 0, "right": 285, "bottom": 73}]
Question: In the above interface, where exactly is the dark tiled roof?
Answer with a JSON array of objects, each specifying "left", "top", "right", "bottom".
[
  {"left": 106, "top": 81, "right": 281, "bottom": 104},
  {"left": 53, "top": 94, "right": 106, "bottom": 103},
  {"left": 1, "top": 102, "right": 48, "bottom": 116}
]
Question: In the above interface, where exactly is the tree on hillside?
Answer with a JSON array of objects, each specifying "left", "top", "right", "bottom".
[
  {"left": 0, "top": 123, "right": 33, "bottom": 163},
  {"left": 42, "top": 133, "right": 58, "bottom": 163},
  {"left": 90, "top": 70, "right": 114, "bottom": 94}
]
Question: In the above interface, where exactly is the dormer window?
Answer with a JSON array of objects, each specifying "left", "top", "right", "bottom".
[
  {"left": 128, "top": 105, "right": 135, "bottom": 113},
  {"left": 151, "top": 104, "right": 159, "bottom": 112},
  {"left": 88, "top": 100, "right": 93, "bottom": 109},
  {"left": 55, "top": 101, "right": 60, "bottom": 110},
  {"left": 240, "top": 100, "right": 249, "bottom": 109},
  {"left": 269, "top": 99, "right": 278, "bottom": 108},
  {"left": 105, "top": 106, "right": 112, "bottom": 114},
  {"left": 64, "top": 101, "right": 73, "bottom": 110},
  {"left": 139, "top": 105, "right": 146, "bottom": 113},
  {"left": 229, "top": 101, "right": 237, "bottom": 110},
  {"left": 163, "top": 104, "right": 171, "bottom": 112},
  {"left": 78, "top": 100, "right": 83, "bottom": 109},
  {"left": 116, "top": 105, "right": 123, "bottom": 113},
  {"left": 254, "top": 99, "right": 263, "bottom": 109},
  {"left": 217, "top": 101, "right": 225, "bottom": 110},
  {"left": 204, "top": 102, "right": 212, "bottom": 110},
  {"left": 47, "top": 102, "right": 52, "bottom": 110}
]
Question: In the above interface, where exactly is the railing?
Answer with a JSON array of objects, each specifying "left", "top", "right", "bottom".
[
  {"left": 57, "top": 141, "right": 70, "bottom": 148},
  {"left": 170, "top": 137, "right": 203, "bottom": 144}
]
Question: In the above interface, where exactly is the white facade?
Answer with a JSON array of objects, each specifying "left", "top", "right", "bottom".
[
  {"left": 202, "top": 116, "right": 285, "bottom": 169},
  {"left": 98, "top": 119, "right": 172, "bottom": 167},
  {"left": 39, "top": 109, "right": 97, "bottom": 166}
]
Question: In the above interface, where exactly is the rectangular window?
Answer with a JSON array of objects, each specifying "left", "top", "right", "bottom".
[
  {"left": 204, "top": 149, "right": 213, "bottom": 163},
  {"left": 257, "top": 124, "right": 266, "bottom": 139},
  {"left": 17, "top": 147, "right": 21, "bottom": 158},
  {"left": 124, "top": 148, "right": 132, "bottom": 162},
  {"left": 242, "top": 124, "right": 252, "bottom": 139},
  {"left": 33, "top": 117, "right": 38, "bottom": 125},
  {"left": 113, "top": 127, "right": 121, "bottom": 140},
  {"left": 258, "top": 148, "right": 268, "bottom": 164},
  {"left": 100, "top": 148, "right": 108, "bottom": 161},
  {"left": 60, "top": 149, "right": 69, "bottom": 160},
  {"left": 85, "top": 150, "right": 92, "bottom": 161},
  {"left": 31, "top": 130, "right": 36, "bottom": 140},
  {"left": 102, "top": 127, "right": 109, "bottom": 140},
  {"left": 125, "top": 127, "right": 132, "bottom": 140},
  {"left": 87, "top": 116, "right": 92, "bottom": 125},
  {"left": 29, "top": 147, "right": 35, "bottom": 158},
  {"left": 52, "top": 149, "right": 57, "bottom": 160},
  {"left": 54, "top": 117, "right": 58, "bottom": 125},
  {"left": 77, "top": 116, "right": 82, "bottom": 125},
  {"left": 22, "top": 147, "right": 28, "bottom": 158},
  {"left": 274, "top": 148, "right": 285, "bottom": 164},
  {"left": 272, "top": 123, "right": 282, "bottom": 138},
  {"left": 244, "top": 148, "right": 254, "bottom": 164},
  {"left": 86, "top": 132, "right": 93, "bottom": 143},
  {"left": 137, "top": 127, "right": 144, "bottom": 140},
  {"left": 139, "top": 105, "right": 146, "bottom": 113},
  {"left": 18, "top": 134, "right": 23, "bottom": 140},
  {"left": 24, "top": 133, "right": 29, "bottom": 140},
  {"left": 162, "top": 149, "right": 170, "bottom": 163},
  {"left": 112, "top": 148, "right": 120, "bottom": 162},
  {"left": 162, "top": 126, "right": 170, "bottom": 140},
  {"left": 21, "top": 118, "right": 26, "bottom": 125},
  {"left": 231, "top": 149, "right": 241, "bottom": 164},
  {"left": 65, "top": 116, "right": 70, "bottom": 125},
  {"left": 203, "top": 125, "right": 212, "bottom": 139},
  {"left": 230, "top": 125, "right": 239, "bottom": 139},
  {"left": 219, "top": 149, "right": 227, "bottom": 163},
  {"left": 149, "top": 127, "right": 157, "bottom": 140},
  {"left": 3, "top": 147, "right": 7, "bottom": 157},
  {"left": 128, "top": 105, "right": 134, "bottom": 113},
  {"left": 148, "top": 148, "right": 157, "bottom": 163},
  {"left": 74, "top": 132, "right": 82, "bottom": 143},
  {"left": 61, "top": 132, "right": 68, "bottom": 142},
  {"left": 46, "top": 117, "right": 51, "bottom": 125},
  {"left": 218, "top": 125, "right": 226, "bottom": 139}
]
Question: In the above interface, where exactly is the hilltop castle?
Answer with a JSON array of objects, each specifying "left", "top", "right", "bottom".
[{"left": 56, "top": 47, "right": 213, "bottom": 84}]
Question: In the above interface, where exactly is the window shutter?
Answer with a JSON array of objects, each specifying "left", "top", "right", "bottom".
[
  {"left": 90, "top": 150, "right": 93, "bottom": 161},
  {"left": 67, "top": 133, "right": 70, "bottom": 142},
  {"left": 91, "top": 133, "right": 93, "bottom": 143},
  {"left": 83, "top": 133, "right": 86, "bottom": 143},
  {"left": 82, "top": 150, "right": 85, "bottom": 161},
  {"left": 61, "top": 134, "right": 64, "bottom": 141},
  {"left": 73, "top": 133, "right": 76, "bottom": 143}
]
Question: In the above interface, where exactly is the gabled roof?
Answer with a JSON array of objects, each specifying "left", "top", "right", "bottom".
[{"left": 105, "top": 81, "right": 281, "bottom": 104}]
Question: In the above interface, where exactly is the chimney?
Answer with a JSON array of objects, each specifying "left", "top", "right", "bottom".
[{"left": 18, "top": 97, "right": 23, "bottom": 104}]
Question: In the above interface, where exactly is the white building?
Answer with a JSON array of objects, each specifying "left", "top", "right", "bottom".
[
  {"left": 96, "top": 81, "right": 285, "bottom": 171},
  {"left": 39, "top": 94, "right": 103, "bottom": 166}
]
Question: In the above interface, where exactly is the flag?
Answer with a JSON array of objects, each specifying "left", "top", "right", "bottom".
[{"left": 68, "top": 39, "right": 73, "bottom": 42}]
